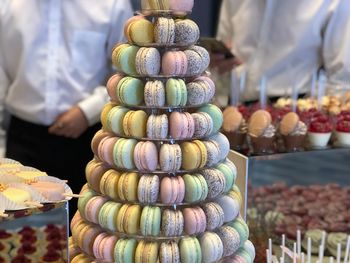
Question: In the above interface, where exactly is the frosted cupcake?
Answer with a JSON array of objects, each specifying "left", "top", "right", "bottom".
[
  {"left": 248, "top": 110, "right": 276, "bottom": 154},
  {"left": 222, "top": 106, "right": 247, "bottom": 151},
  {"left": 279, "top": 112, "right": 307, "bottom": 152}
]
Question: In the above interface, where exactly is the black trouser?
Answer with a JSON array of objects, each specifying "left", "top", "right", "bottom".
[{"left": 6, "top": 115, "right": 100, "bottom": 220}]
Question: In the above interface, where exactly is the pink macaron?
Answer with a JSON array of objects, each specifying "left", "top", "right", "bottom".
[
  {"left": 98, "top": 137, "right": 119, "bottom": 166},
  {"left": 169, "top": 111, "right": 195, "bottom": 139},
  {"left": 134, "top": 141, "right": 158, "bottom": 171},
  {"left": 85, "top": 196, "right": 108, "bottom": 224},
  {"left": 183, "top": 206, "right": 207, "bottom": 235},
  {"left": 106, "top": 73, "right": 124, "bottom": 102},
  {"left": 97, "top": 234, "right": 118, "bottom": 262},
  {"left": 160, "top": 176, "right": 185, "bottom": 204},
  {"left": 162, "top": 50, "right": 188, "bottom": 76}
]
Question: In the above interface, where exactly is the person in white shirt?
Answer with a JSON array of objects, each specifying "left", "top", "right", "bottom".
[
  {"left": 212, "top": 0, "right": 350, "bottom": 102},
  {"left": 0, "top": 0, "right": 133, "bottom": 213}
]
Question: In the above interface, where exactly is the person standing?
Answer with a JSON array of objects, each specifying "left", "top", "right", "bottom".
[{"left": 0, "top": 0, "right": 133, "bottom": 215}]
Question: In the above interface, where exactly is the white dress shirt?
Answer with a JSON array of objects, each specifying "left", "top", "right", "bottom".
[
  {"left": 0, "top": 0, "right": 133, "bottom": 126},
  {"left": 217, "top": 0, "right": 350, "bottom": 101}
]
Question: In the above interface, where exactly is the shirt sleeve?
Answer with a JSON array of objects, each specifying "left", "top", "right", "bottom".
[
  {"left": 216, "top": 0, "right": 234, "bottom": 43},
  {"left": 78, "top": 0, "right": 134, "bottom": 126},
  {"left": 323, "top": 0, "right": 350, "bottom": 94}
]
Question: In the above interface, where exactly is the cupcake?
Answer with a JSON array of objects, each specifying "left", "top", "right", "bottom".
[
  {"left": 248, "top": 110, "right": 276, "bottom": 154},
  {"left": 279, "top": 112, "right": 307, "bottom": 152},
  {"left": 308, "top": 114, "right": 333, "bottom": 148},
  {"left": 334, "top": 112, "right": 350, "bottom": 147},
  {"left": 327, "top": 232, "right": 348, "bottom": 258},
  {"left": 222, "top": 106, "right": 247, "bottom": 151},
  {"left": 301, "top": 229, "right": 326, "bottom": 254}
]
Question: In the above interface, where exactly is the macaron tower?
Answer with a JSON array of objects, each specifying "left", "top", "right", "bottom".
[{"left": 70, "top": 1, "right": 255, "bottom": 262}]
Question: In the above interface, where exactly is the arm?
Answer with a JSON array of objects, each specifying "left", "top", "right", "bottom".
[
  {"left": 323, "top": 0, "right": 350, "bottom": 95},
  {"left": 49, "top": 0, "right": 134, "bottom": 138}
]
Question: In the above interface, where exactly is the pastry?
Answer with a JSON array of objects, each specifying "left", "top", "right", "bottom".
[
  {"left": 222, "top": 106, "right": 247, "bottom": 151},
  {"left": 308, "top": 113, "right": 333, "bottom": 148},
  {"left": 279, "top": 112, "right": 307, "bottom": 152},
  {"left": 200, "top": 232, "right": 223, "bottom": 263}
]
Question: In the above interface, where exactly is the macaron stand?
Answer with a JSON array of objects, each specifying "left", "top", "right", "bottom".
[{"left": 69, "top": 0, "right": 255, "bottom": 262}]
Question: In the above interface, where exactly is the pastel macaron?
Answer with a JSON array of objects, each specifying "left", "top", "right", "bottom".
[
  {"left": 183, "top": 173, "right": 208, "bottom": 203},
  {"left": 154, "top": 17, "right": 175, "bottom": 44},
  {"left": 116, "top": 204, "right": 142, "bottom": 234},
  {"left": 216, "top": 225, "right": 241, "bottom": 257},
  {"left": 203, "top": 140, "right": 221, "bottom": 167},
  {"left": 138, "top": 175, "right": 159, "bottom": 203},
  {"left": 140, "top": 206, "right": 161, "bottom": 236},
  {"left": 162, "top": 209, "right": 184, "bottom": 236},
  {"left": 113, "top": 138, "right": 137, "bottom": 170},
  {"left": 181, "top": 140, "right": 207, "bottom": 170},
  {"left": 114, "top": 238, "right": 138, "bottom": 263},
  {"left": 98, "top": 201, "right": 122, "bottom": 231},
  {"left": 134, "top": 141, "right": 158, "bottom": 171},
  {"left": 202, "top": 202, "right": 225, "bottom": 231},
  {"left": 184, "top": 45, "right": 210, "bottom": 75},
  {"left": 169, "top": 111, "right": 195, "bottom": 139},
  {"left": 175, "top": 19, "right": 200, "bottom": 45},
  {"left": 160, "top": 176, "right": 185, "bottom": 204},
  {"left": 162, "top": 50, "right": 188, "bottom": 76},
  {"left": 77, "top": 189, "right": 96, "bottom": 220},
  {"left": 136, "top": 47, "right": 161, "bottom": 76},
  {"left": 116, "top": 77, "right": 144, "bottom": 106},
  {"left": 183, "top": 206, "right": 206, "bottom": 235},
  {"left": 106, "top": 106, "right": 129, "bottom": 135},
  {"left": 166, "top": 78, "right": 187, "bottom": 106},
  {"left": 101, "top": 102, "right": 117, "bottom": 131},
  {"left": 198, "top": 104, "right": 223, "bottom": 134},
  {"left": 91, "top": 130, "right": 112, "bottom": 156},
  {"left": 159, "top": 144, "right": 182, "bottom": 172},
  {"left": 147, "top": 114, "right": 168, "bottom": 139},
  {"left": 93, "top": 233, "right": 118, "bottom": 262},
  {"left": 118, "top": 45, "right": 140, "bottom": 75},
  {"left": 216, "top": 194, "right": 240, "bottom": 223},
  {"left": 200, "top": 232, "right": 224, "bottom": 263},
  {"left": 187, "top": 76, "right": 215, "bottom": 106},
  {"left": 210, "top": 133, "right": 230, "bottom": 161},
  {"left": 99, "top": 169, "right": 121, "bottom": 199},
  {"left": 191, "top": 112, "right": 213, "bottom": 138},
  {"left": 106, "top": 73, "right": 124, "bottom": 102},
  {"left": 123, "top": 110, "right": 148, "bottom": 138},
  {"left": 125, "top": 15, "right": 154, "bottom": 45},
  {"left": 117, "top": 172, "right": 139, "bottom": 202},
  {"left": 144, "top": 80, "right": 166, "bottom": 107},
  {"left": 201, "top": 169, "right": 226, "bottom": 199},
  {"left": 84, "top": 196, "right": 108, "bottom": 224},
  {"left": 160, "top": 241, "right": 180, "bottom": 263},
  {"left": 179, "top": 237, "right": 202, "bottom": 263},
  {"left": 228, "top": 217, "right": 250, "bottom": 246},
  {"left": 98, "top": 136, "right": 119, "bottom": 166},
  {"left": 85, "top": 160, "right": 108, "bottom": 193},
  {"left": 77, "top": 224, "right": 102, "bottom": 256},
  {"left": 216, "top": 160, "right": 237, "bottom": 192},
  {"left": 112, "top": 43, "right": 130, "bottom": 70},
  {"left": 135, "top": 241, "right": 159, "bottom": 263}
]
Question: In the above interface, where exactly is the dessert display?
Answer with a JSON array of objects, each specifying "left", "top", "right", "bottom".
[
  {"left": 279, "top": 112, "right": 307, "bottom": 152},
  {"left": 0, "top": 224, "right": 67, "bottom": 263},
  {"left": 69, "top": 1, "right": 255, "bottom": 262},
  {"left": 248, "top": 110, "right": 276, "bottom": 154}
]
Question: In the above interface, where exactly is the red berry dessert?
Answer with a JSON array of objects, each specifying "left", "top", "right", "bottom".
[
  {"left": 308, "top": 113, "right": 333, "bottom": 148},
  {"left": 335, "top": 112, "right": 350, "bottom": 146}
]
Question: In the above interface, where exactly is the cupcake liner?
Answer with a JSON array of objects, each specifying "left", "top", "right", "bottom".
[
  {"left": 0, "top": 158, "right": 21, "bottom": 165},
  {"left": 7, "top": 183, "right": 50, "bottom": 203},
  {"left": 0, "top": 194, "right": 29, "bottom": 210},
  {"left": 0, "top": 174, "right": 23, "bottom": 184}
]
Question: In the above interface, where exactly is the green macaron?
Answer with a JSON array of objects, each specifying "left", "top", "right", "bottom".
[
  {"left": 117, "top": 77, "right": 144, "bottom": 106},
  {"left": 107, "top": 106, "right": 129, "bottom": 135},
  {"left": 198, "top": 104, "right": 223, "bottom": 133},
  {"left": 183, "top": 173, "right": 208, "bottom": 203},
  {"left": 140, "top": 206, "right": 161, "bottom": 236},
  {"left": 113, "top": 138, "right": 137, "bottom": 169},
  {"left": 120, "top": 45, "right": 139, "bottom": 75},
  {"left": 114, "top": 238, "right": 137, "bottom": 263},
  {"left": 166, "top": 78, "right": 187, "bottom": 106},
  {"left": 180, "top": 237, "right": 202, "bottom": 263}
]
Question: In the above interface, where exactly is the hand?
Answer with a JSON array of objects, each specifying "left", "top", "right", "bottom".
[
  {"left": 210, "top": 53, "right": 242, "bottom": 74},
  {"left": 48, "top": 106, "right": 89, "bottom": 139}
]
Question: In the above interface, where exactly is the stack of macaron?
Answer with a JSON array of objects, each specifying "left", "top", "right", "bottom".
[
  {"left": 124, "top": 15, "right": 200, "bottom": 46},
  {"left": 106, "top": 74, "right": 215, "bottom": 107},
  {"left": 112, "top": 44, "right": 210, "bottom": 77},
  {"left": 70, "top": 1, "right": 255, "bottom": 262}
]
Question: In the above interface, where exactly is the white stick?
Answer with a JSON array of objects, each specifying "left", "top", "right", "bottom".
[
  {"left": 297, "top": 230, "right": 302, "bottom": 257},
  {"left": 269, "top": 238, "right": 273, "bottom": 261},
  {"left": 319, "top": 245, "right": 324, "bottom": 263},
  {"left": 282, "top": 234, "right": 286, "bottom": 263},
  {"left": 321, "top": 231, "right": 327, "bottom": 249},
  {"left": 230, "top": 70, "right": 239, "bottom": 106},
  {"left": 260, "top": 76, "right": 267, "bottom": 109},
  {"left": 307, "top": 237, "right": 312, "bottom": 263},
  {"left": 294, "top": 243, "right": 297, "bottom": 263},
  {"left": 267, "top": 249, "right": 271, "bottom": 263},
  {"left": 344, "top": 236, "right": 350, "bottom": 263},
  {"left": 337, "top": 243, "right": 341, "bottom": 263},
  {"left": 280, "top": 257, "right": 284, "bottom": 263},
  {"left": 330, "top": 257, "right": 334, "bottom": 263},
  {"left": 311, "top": 69, "right": 317, "bottom": 99},
  {"left": 240, "top": 70, "right": 246, "bottom": 93},
  {"left": 301, "top": 253, "right": 305, "bottom": 263}
]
